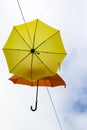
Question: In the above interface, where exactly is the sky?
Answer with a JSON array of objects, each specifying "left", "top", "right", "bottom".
[{"left": 0, "top": 0, "right": 87, "bottom": 130}]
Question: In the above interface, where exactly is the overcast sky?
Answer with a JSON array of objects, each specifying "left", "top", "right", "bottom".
[{"left": 0, "top": 0, "right": 87, "bottom": 130}]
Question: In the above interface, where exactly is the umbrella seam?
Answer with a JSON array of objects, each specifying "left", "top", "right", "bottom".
[
  {"left": 49, "top": 79, "right": 54, "bottom": 87},
  {"left": 35, "top": 50, "right": 66, "bottom": 55},
  {"left": 35, "top": 53, "right": 55, "bottom": 75},
  {"left": 35, "top": 31, "right": 59, "bottom": 50},
  {"left": 31, "top": 53, "right": 34, "bottom": 81},
  {"left": 32, "top": 19, "right": 38, "bottom": 49},
  {"left": 14, "top": 26, "right": 31, "bottom": 49},
  {"left": 10, "top": 53, "right": 31, "bottom": 73},
  {"left": 3, "top": 48, "right": 30, "bottom": 52}
]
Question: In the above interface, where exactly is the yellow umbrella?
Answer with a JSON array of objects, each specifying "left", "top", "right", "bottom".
[{"left": 3, "top": 19, "right": 66, "bottom": 82}]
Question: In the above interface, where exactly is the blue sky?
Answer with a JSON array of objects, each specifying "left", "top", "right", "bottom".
[{"left": 0, "top": 0, "right": 87, "bottom": 130}]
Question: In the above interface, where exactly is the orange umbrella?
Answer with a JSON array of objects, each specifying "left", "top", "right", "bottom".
[
  {"left": 9, "top": 73, "right": 66, "bottom": 111},
  {"left": 9, "top": 73, "right": 66, "bottom": 87}
]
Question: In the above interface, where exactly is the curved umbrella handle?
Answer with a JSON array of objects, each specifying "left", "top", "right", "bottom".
[{"left": 30, "top": 101, "right": 37, "bottom": 111}]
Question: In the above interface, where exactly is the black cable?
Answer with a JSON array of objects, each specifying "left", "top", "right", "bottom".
[
  {"left": 46, "top": 87, "right": 63, "bottom": 130},
  {"left": 16, "top": 0, "right": 32, "bottom": 47}
]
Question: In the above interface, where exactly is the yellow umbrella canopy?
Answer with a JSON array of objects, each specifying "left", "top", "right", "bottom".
[{"left": 3, "top": 19, "right": 67, "bottom": 82}]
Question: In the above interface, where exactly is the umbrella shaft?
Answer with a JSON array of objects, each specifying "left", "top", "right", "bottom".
[{"left": 30, "top": 80, "right": 39, "bottom": 111}]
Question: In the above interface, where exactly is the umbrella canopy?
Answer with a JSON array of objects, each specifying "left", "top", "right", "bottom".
[
  {"left": 9, "top": 73, "right": 66, "bottom": 87},
  {"left": 3, "top": 19, "right": 67, "bottom": 82}
]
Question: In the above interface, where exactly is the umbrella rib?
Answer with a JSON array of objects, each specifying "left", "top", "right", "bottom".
[
  {"left": 30, "top": 53, "right": 33, "bottom": 81},
  {"left": 3, "top": 48, "right": 30, "bottom": 52},
  {"left": 10, "top": 53, "right": 31, "bottom": 73},
  {"left": 35, "top": 31, "right": 59, "bottom": 50},
  {"left": 14, "top": 27, "right": 31, "bottom": 49},
  {"left": 32, "top": 19, "right": 38, "bottom": 49},
  {"left": 35, "top": 53, "right": 55, "bottom": 75},
  {"left": 36, "top": 50, "right": 66, "bottom": 55},
  {"left": 49, "top": 79, "right": 54, "bottom": 87}
]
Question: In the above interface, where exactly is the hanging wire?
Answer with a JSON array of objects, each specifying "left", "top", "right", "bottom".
[
  {"left": 17, "top": 0, "right": 26, "bottom": 24},
  {"left": 16, "top": 0, "right": 32, "bottom": 47},
  {"left": 46, "top": 87, "right": 63, "bottom": 130}
]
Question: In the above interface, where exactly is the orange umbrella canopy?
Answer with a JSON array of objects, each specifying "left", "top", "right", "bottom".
[{"left": 9, "top": 73, "right": 66, "bottom": 87}]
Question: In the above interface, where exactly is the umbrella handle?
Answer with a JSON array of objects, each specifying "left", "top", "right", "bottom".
[
  {"left": 30, "top": 101, "right": 37, "bottom": 111},
  {"left": 30, "top": 82, "right": 39, "bottom": 112}
]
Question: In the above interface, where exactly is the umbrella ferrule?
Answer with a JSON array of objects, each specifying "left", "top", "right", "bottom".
[{"left": 31, "top": 49, "right": 35, "bottom": 53}]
